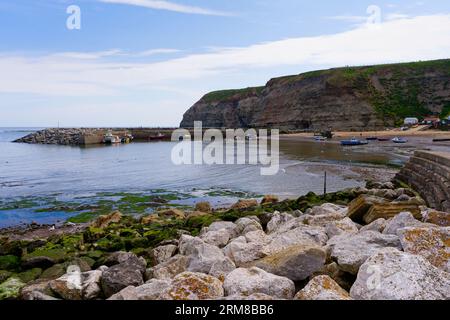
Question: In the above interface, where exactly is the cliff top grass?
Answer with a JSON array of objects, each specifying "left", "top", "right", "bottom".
[{"left": 202, "top": 86, "right": 265, "bottom": 103}]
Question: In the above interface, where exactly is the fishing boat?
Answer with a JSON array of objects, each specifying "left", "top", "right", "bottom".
[
  {"left": 149, "top": 132, "right": 166, "bottom": 141},
  {"left": 314, "top": 136, "right": 327, "bottom": 141},
  {"left": 340, "top": 138, "right": 369, "bottom": 146},
  {"left": 366, "top": 136, "right": 378, "bottom": 141},
  {"left": 377, "top": 137, "right": 390, "bottom": 142},
  {"left": 392, "top": 137, "right": 408, "bottom": 143},
  {"left": 103, "top": 132, "right": 121, "bottom": 144}
]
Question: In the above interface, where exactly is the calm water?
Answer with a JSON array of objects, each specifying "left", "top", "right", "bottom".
[{"left": 0, "top": 128, "right": 398, "bottom": 227}]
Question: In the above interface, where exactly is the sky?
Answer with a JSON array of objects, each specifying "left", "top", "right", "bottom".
[{"left": 0, "top": 0, "right": 449, "bottom": 127}]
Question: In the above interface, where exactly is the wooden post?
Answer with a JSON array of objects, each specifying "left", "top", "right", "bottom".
[{"left": 324, "top": 171, "right": 327, "bottom": 195}]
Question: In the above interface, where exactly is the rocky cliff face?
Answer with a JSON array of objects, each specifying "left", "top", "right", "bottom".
[{"left": 180, "top": 59, "right": 450, "bottom": 131}]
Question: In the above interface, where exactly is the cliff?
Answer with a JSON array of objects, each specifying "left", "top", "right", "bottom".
[{"left": 180, "top": 59, "right": 450, "bottom": 131}]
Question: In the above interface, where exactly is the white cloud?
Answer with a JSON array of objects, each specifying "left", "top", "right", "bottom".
[
  {"left": 99, "top": 0, "right": 232, "bottom": 16},
  {"left": 326, "top": 15, "right": 368, "bottom": 23},
  {"left": 0, "top": 14, "right": 449, "bottom": 98},
  {"left": 385, "top": 13, "right": 410, "bottom": 21}
]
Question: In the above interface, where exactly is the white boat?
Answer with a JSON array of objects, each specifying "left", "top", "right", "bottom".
[
  {"left": 392, "top": 137, "right": 408, "bottom": 143},
  {"left": 103, "top": 132, "right": 121, "bottom": 144},
  {"left": 314, "top": 136, "right": 327, "bottom": 141}
]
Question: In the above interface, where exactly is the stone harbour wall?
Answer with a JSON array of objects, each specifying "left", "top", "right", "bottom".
[{"left": 395, "top": 150, "right": 450, "bottom": 212}]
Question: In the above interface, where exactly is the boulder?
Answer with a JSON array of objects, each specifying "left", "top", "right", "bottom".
[
  {"left": 325, "top": 217, "right": 359, "bottom": 239},
  {"left": 308, "top": 203, "right": 347, "bottom": 217},
  {"left": 91, "top": 210, "right": 122, "bottom": 229},
  {"left": 82, "top": 270, "right": 103, "bottom": 300},
  {"left": 398, "top": 226, "right": 449, "bottom": 272},
  {"left": 101, "top": 261, "right": 145, "bottom": 298},
  {"left": 264, "top": 224, "right": 328, "bottom": 255},
  {"left": 347, "top": 195, "right": 421, "bottom": 223},
  {"left": 158, "top": 208, "right": 185, "bottom": 219},
  {"left": 422, "top": 209, "right": 450, "bottom": 227},
  {"left": 231, "top": 199, "right": 258, "bottom": 210},
  {"left": 266, "top": 212, "right": 294, "bottom": 234},
  {"left": 382, "top": 212, "right": 428, "bottom": 235},
  {"left": 25, "top": 291, "right": 60, "bottom": 300},
  {"left": 160, "top": 272, "right": 224, "bottom": 300},
  {"left": 235, "top": 217, "right": 263, "bottom": 235},
  {"left": 209, "top": 257, "right": 236, "bottom": 281},
  {"left": 359, "top": 218, "right": 386, "bottom": 233},
  {"left": 200, "top": 229, "right": 231, "bottom": 248},
  {"left": 108, "top": 279, "right": 172, "bottom": 300},
  {"left": 186, "top": 242, "right": 227, "bottom": 274},
  {"left": 303, "top": 213, "right": 347, "bottom": 227},
  {"left": 40, "top": 264, "right": 66, "bottom": 280},
  {"left": 103, "top": 252, "right": 147, "bottom": 273},
  {"left": 49, "top": 266, "right": 83, "bottom": 300},
  {"left": 294, "top": 275, "right": 351, "bottom": 300},
  {"left": 310, "top": 262, "right": 354, "bottom": 291},
  {"left": 178, "top": 235, "right": 205, "bottom": 256},
  {"left": 244, "top": 230, "right": 269, "bottom": 244},
  {"left": 0, "top": 278, "right": 25, "bottom": 300},
  {"left": 261, "top": 195, "right": 279, "bottom": 205},
  {"left": 254, "top": 245, "right": 326, "bottom": 281},
  {"left": 223, "top": 237, "right": 266, "bottom": 267},
  {"left": 223, "top": 267, "right": 295, "bottom": 299},
  {"left": 149, "top": 245, "right": 178, "bottom": 265},
  {"left": 194, "top": 202, "right": 212, "bottom": 213},
  {"left": 328, "top": 231, "right": 401, "bottom": 274},
  {"left": 350, "top": 248, "right": 450, "bottom": 300},
  {"left": 200, "top": 221, "right": 238, "bottom": 239},
  {"left": 149, "top": 255, "right": 188, "bottom": 280}
]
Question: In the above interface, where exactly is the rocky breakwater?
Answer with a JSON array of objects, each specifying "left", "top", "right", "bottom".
[
  {"left": 395, "top": 150, "right": 450, "bottom": 212},
  {"left": 0, "top": 184, "right": 449, "bottom": 300},
  {"left": 14, "top": 128, "right": 107, "bottom": 146}
]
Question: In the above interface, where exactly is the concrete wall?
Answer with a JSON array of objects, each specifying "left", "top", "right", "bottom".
[{"left": 395, "top": 151, "right": 450, "bottom": 212}]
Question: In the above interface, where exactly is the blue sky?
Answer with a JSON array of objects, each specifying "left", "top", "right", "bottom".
[{"left": 0, "top": 0, "right": 449, "bottom": 127}]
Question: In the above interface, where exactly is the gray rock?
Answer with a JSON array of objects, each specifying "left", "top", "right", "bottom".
[
  {"left": 160, "top": 272, "right": 224, "bottom": 300},
  {"left": 150, "top": 254, "right": 188, "bottom": 280},
  {"left": 101, "top": 261, "right": 144, "bottom": 298},
  {"left": 209, "top": 256, "right": 236, "bottom": 280},
  {"left": 200, "top": 221, "right": 238, "bottom": 239},
  {"left": 200, "top": 229, "right": 231, "bottom": 248},
  {"left": 398, "top": 226, "right": 450, "bottom": 272},
  {"left": 223, "top": 267, "right": 295, "bottom": 299},
  {"left": 325, "top": 217, "right": 359, "bottom": 239},
  {"left": 150, "top": 245, "right": 178, "bottom": 265},
  {"left": 266, "top": 212, "right": 294, "bottom": 234},
  {"left": 294, "top": 275, "right": 351, "bottom": 300},
  {"left": 235, "top": 217, "right": 263, "bottom": 235},
  {"left": 223, "top": 237, "right": 267, "bottom": 267},
  {"left": 254, "top": 245, "right": 326, "bottom": 281},
  {"left": 350, "top": 248, "right": 450, "bottom": 300},
  {"left": 108, "top": 279, "right": 172, "bottom": 300},
  {"left": 359, "top": 218, "right": 386, "bottom": 233},
  {"left": 186, "top": 242, "right": 227, "bottom": 274},
  {"left": 328, "top": 231, "right": 401, "bottom": 274},
  {"left": 264, "top": 224, "right": 328, "bottom": 255},
  {"left": 382, "top": 211, "right": 426, "bottom": 235}
]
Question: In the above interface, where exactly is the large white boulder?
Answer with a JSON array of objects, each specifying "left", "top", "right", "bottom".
[
  {"left": 350, "top": 248, "right": 450, "bottom": 300},
  {"left": 223, "top": 267, "right": 295, "bottom": 299}
]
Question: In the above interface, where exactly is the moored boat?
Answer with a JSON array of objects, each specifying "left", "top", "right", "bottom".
[
  {"left": 314, "top": 136, "right": 327, "bottom": 141},
  {"left": 103, "top": 132, "right": 121, "bottom": 144},
  {"left": 340, "top": 138, "right": 369, "bottom": 146},
  {"left": 392, "top": 137, "right": 408, "bottom": 143},
  {"left": 149, "top": 132, "right": 167, "bottom": 141},
  {"left": 366, "top": 136, "right": 378, "bottom": 141}
]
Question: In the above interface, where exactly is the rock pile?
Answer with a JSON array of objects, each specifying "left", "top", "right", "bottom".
[{"left": 1, "top": 184, "right": 449, "bottom": 300}]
